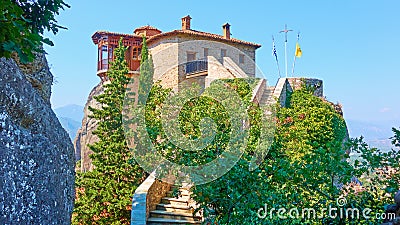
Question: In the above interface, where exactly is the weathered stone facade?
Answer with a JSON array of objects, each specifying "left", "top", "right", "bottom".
[
  {"left": 0, "top": 57, "right": 75, "bottom": 224},
  {"left": 149, "top": 38, "right": 257, "bottom": 82}
]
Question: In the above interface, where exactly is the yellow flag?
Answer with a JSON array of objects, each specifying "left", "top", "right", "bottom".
[{"left": 295, "top": 42, "right": 302, "bottom": 58}]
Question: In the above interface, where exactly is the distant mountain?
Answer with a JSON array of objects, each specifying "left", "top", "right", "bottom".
[
  {"left": 54, "top": 104, "right": 84, "bottom": 140},
  {"left": 346, "top": 119, "right": 399, "bottom": 152},
  {"left": 54, "top": 104, "right": 84, "bottom": 122},
  {"left": 58, "top": 117, "right": 81, "bottom": 140}
]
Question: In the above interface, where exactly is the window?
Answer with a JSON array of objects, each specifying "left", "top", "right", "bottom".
[
  {"left": 133, "top": 47, "right": 141, "bottom": 60},
  {"left": 187, "top": 52, "right": 196, "bottom": 62},
  {"left": 203, "top": 48, "right": 209, "bottom": 58},
  {"left": 101, "top": 45, "right": 108, "bottom": 60},
  {"left": 109, "top": 46, "right": 113, "bottom": 59},
  {"left": 239, "top": 54, "right": 245, "bottom": 64},
  {"left": 221, "top": 49, "right": 227, "bottom": 58}
]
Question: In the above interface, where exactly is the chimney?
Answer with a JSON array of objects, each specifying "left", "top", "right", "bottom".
[
  {"left": 222, "top": 23, "right": 231, "bottom": 39},
  {"left": 181, "top": 15, "right": 192, "bottom": 30}
]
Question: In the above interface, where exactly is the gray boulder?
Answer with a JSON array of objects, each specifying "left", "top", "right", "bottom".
[{"left": 0, "top": 56, "right": 75, "bottom": 224}]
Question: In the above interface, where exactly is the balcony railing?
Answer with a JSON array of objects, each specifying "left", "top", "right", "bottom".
[
  {"left": 185, "top": 59, "right": 208, "bottom": 75},
  {"left": 98, "top": 59, "right": 109, "bottom": 71}
]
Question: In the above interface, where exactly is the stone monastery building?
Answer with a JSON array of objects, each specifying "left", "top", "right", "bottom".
[{"left": 91, "top": 15, "right": 261, "bottom": 91}]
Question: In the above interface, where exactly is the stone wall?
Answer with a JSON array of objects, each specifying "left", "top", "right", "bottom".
[
  {"left": 286, "top": 77, "right": 323, "bottom": 97},
  {"left": 0, "top": 57, "right": 75, "bottom": 224},
  {"left": 149, "top": 37, "right": 179, "bottom": 82},
  {"left": 271, "top": 78, "right": 291, "bottom": 107},
  {"left": 223, "top": 57, "right": 248, "bottom": 78},
  {"left": 175, "top": 37, "right": 256, "bottom": 77},
  {"left": 131, "top": 172, "right": 172, "bottom": 225},
  {"left": 149, "top": 37, "right": 257, "bottom": 81},
  {"left": 205, "top": 56, "right": 237, "bottom": 87},
  {"left": 251, "top": 78, "right": 266, "bottom": 104},
  {"left": 157, "top": 66, "right": 180, "bottom": 92},
  {"left": 271, "top": 78, "right": 324, "bottom": 107}
]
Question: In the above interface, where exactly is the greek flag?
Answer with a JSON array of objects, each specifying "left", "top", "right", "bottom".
[{"left": 272, "top": 36, "right": 278, "bottom": 62}]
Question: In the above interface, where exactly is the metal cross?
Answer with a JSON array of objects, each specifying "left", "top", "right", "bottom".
[{"left": 279, "top": 24, "right": 293, "bottom": 42}]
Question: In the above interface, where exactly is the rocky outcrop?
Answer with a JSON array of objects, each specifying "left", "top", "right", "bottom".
[
  {"left": 0, "top": 56, "right": 75, "bottom": 224},
  {"left": 73, "top": 83, "right": 103, "bottom": 172},
  {"left": 11, "top": 51, "right": 53, "bottom": 102}
]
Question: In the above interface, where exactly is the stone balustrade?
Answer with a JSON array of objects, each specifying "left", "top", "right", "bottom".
[{"left": 131, "top": 172, "right": 173, "bottom": 225}]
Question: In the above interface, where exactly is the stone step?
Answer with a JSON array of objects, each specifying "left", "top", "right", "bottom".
[
  {"left": 167, "top": 190, "right": 192, "bottom": 197},
  {"left": 161, "top": 197, "right": 189, "bottom": 207},
  {"left": 147, "top": 217, "right": 201, "bottom": 225},
  {"left": 165, "top": 193, "right": 191, "bottom": 201},
  {"left": 262, "top": 89, "right": 274, "bottom": 95},
  {"left": 172, "top": 183, "right": 191, "bottom": 190},
  {"left": 156, "top": 203, "right": 193, "bottom": 213},
  {"left": 259, "top": 86, "right": 276, "bottom": 106},
  {"left": 149, "top": 210, "right": 202, "bottom": 221}
]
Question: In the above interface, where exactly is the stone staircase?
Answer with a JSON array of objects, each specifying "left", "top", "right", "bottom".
[
  {"left": 259, "top": 86, "right": 275, "bottom": 106},
  {"left": 147, "top": 183, "right": 202, "bottom": 225}
]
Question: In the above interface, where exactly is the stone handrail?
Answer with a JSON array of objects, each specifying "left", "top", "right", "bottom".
[
  {"left": 222, "top": 57, "right": 248, "bottom": 78},
  {"left": 272, "top": 78, "right": 290, "bottom": 107},
  {"left": 251, "top": 78, "right": 266, "bottom": 104},
  {"left": 131, "top": 172, "right": 172, "bottom": 225}
]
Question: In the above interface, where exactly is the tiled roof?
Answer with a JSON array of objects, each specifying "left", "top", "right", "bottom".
[
  {"left": 134, "top": 25, "right": 161, "bottom": 32},
  {"left": 92, "top": 28, "right": 261, "bottom": 48},
  {"left": 147, "top": 29, "right": 261, "bottom": 48},
  {"left": 91, "top": 31, "right": 141, "bottom": 44}
]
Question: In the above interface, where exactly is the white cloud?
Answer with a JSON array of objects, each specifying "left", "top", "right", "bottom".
[{"left": 380, "top": 107, "right": 391, "bottom": 113}]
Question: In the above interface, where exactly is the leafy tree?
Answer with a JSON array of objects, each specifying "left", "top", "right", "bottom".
[
  {"left": 73, "top": 39, "right": 145, "bottom": 224},
  {"left": 93, "top": 40, "right": 398, "bottom": 224},
  {"left": 138, "top": 36, "right": 153, "bottom": 104},
  {"left": 391, "top": 127, "right": 400, "bottom": 148},
  {"left": 189, "top": 87, "right": 399, "bottom": 224},
  {"left": 0, "top": 0, "right": 69, "bottom": 63},
  {"left": 139, "top": 78, "right": 269, "bottom": 223}
]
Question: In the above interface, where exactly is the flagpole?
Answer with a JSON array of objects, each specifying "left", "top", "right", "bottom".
[
  {"left": 291, "top": 32, "right": 300, "bottom": 77},
  {"left": 284, "top": 39, "right": 288, "bottom": 77},
  {"left": 280, "top": 24, "right": 292, "bottom": 78},
  {"left": 272, "top": 35, "right": 281, "bottom": 78}
]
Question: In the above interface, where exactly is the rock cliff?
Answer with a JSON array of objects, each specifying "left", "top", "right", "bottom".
[
  {"left": 74, "top": 83, "right": 103, "bottom": 172},
  {"left": 0, "top": 55, "right": 75, "bottom": 224}
]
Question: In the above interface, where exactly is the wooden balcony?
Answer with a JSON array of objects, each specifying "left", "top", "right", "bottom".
[{"left": 98, "top": 59, "right": 109, "bottom": 71}]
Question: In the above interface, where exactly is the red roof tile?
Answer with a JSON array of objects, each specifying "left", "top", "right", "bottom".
[
  {"left": 91, "top": 31, "right": 141, "bottom": 44},
  {"left": 147, "top": 29, "right": 261, "bottom": 48},
  {"left": 134, "top": 25, "right": 161, "bottom": 33}
]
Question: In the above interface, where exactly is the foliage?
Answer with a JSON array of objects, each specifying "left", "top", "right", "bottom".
[
  {"left": 140, "top": 82, "right": 399, "bottom": 224},
  {"left": 138, "top": 36, "right": 153, "bottom": 105},
  {"left": 73, "top": 39, "right": 145, "bottom": 224},
  {"left": 391, "top": 127, "right": 400, "bottom": 148},
  {"left": 139, "top": 77, "right": 269, "bottom": 223},
  {"left": 143, "top": 78, "right": 260, "bottom": 169},
  {"left": 0, "top": 0, "right": 69, "bottom": 63}
]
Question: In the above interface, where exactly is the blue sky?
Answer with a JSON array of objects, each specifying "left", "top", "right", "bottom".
[{"left": 45, "top": 0, "right": 400, "bottom": 127}]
